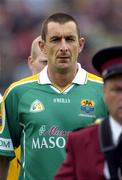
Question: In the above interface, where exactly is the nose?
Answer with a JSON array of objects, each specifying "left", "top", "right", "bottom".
[{"left": 59, "top": 39, "right": 68, "bottom": 53}]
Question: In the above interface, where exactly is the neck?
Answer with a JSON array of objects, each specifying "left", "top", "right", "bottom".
[{"left": 48, "top": 64, "right": 78, "bottom": 88}]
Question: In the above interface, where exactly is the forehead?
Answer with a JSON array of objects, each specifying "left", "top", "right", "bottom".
[{"left": 47, "top": 21, "right": 78, "bottom": 37}]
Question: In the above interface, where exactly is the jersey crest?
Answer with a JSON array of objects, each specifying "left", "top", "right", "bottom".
[
  {"left": 81, "top": 99, "right": 95, "bottom": 113},
  {"left": 30, "top": 100, "right": 45, "bottom": 113}
]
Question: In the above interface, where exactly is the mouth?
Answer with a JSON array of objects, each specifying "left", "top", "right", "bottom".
[
  {"left": 57, "top": 55, "right": 70, "bottom": 58},
  {"left": 57, "top": 56, "right": 70, "bottom": 61},
  {"left": 57, "top": 58, "right": 70, "bottom": 65}
]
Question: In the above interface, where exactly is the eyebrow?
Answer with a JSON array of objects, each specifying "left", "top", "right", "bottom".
[{"left": 50, "top": 35, "right": 76, "bottom": 40}]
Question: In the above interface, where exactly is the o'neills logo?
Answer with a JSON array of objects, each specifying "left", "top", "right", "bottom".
[{"left": 31, "top": 126, "right": 70, "bottom": 149}]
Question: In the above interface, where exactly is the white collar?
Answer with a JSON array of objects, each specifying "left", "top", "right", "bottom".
[
  {"left": 109, "top": 116, "right": 122, "bottom": 146},
  {"left": 38, "top": 63, "right": 87, "bottom": 85}
]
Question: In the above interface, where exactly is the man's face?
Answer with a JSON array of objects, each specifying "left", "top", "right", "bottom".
[
  {"left": 104, "top": 74, "right": 122, "bottom": 124},
  {"left": 43, "top": 21, "right": 85, "bottom": 73}
]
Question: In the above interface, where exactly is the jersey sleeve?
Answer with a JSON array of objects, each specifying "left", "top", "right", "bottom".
[
  {"left": 0, "top": 86, "right": 21, "bottom": 158},
  {"left": 0, "top": 98, "right": 15, "bottom": 158}
]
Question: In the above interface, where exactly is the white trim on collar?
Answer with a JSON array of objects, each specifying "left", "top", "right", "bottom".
[
  {"left": 109, "top": 116, "right": 122, "bottom": 146},
  {"left": 72, "top": 63, "right": 87, "bottom": 84},
  {"left": 38, "top": 63, "right": 87, "bottom": 85}
]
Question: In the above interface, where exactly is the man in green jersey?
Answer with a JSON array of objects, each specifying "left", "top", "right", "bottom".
[{"left": 0, "top": 13, "right": 107, "bottom": 180}]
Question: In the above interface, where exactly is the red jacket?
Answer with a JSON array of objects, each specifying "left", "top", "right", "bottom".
[{"left": 54, "top": 125, "right": 106, "bottom": 180}]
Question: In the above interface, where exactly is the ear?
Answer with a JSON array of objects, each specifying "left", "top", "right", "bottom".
[
  {"left": 28, "top": 56, "right": 33, "bottom": 71},
  {"left": 79, "top": 37, "right": 85, "bottom": 53},
  {"left": 38, "top": 40, "right": 46, "bottom": 54}
]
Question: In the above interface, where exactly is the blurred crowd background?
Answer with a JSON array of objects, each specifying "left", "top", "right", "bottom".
[{"left": 0, "top": 0, "right": 122, "bottom": 93}]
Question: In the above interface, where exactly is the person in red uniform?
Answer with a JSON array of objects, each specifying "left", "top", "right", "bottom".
[{"left": 54, "top": 46, "right": 122, "bottom": 180}]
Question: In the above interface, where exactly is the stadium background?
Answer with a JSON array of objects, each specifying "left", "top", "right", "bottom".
[{"left": 0, "top": 0, "right": 122, "bottom": 93}]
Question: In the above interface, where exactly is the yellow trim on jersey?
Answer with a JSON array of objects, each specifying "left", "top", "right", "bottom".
[
  {"left": 0, "top": 75, "right": 38, "bottom": 133},
  {"left": 0, "top": 99, "right": 5, "bottom": 133},
  {"left": 88, "top": 73, "right": 103, "bottom": 83},
  {"left": 52, "top": 83, "right": 72, "bottom": 93},
  {"left": 7, "top": 147, "right": 21, "bottom": 180},
  {"left": 3, "top": 74, "right": 38, "bottom": 100}
]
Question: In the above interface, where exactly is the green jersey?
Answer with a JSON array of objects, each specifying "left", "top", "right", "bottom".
[{"left": 0, "top": 64, "right": 107, "bottom": 180}]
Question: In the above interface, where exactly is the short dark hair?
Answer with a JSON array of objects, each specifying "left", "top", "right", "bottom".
[{"left": 41, "top": 13, "right": 81, "bottom": 41}]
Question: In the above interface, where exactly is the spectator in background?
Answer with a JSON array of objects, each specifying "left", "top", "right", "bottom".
[
  {"left": 55, "top": 46, "right": 122, "bottom": 180},
  {"left": 0, "top": 13, "right": 107, "bottom": 180},
  {"left": 28, "top": 35, "right": 47, "bottom": 74}
]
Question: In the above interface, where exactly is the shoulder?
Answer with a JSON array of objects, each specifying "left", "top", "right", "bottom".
[
  {"left": 3, "top": 74, "right": 38, "bottom": 99},
  {"left": 87, "top": 72, "right": 103, "bottom": 84}
]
